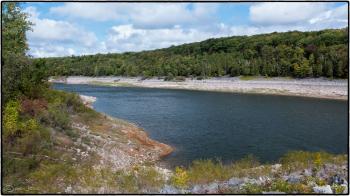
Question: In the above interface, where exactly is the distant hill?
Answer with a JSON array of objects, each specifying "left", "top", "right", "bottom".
[{"left": 40, "top": 28, "right": 348, "bottom": 78}]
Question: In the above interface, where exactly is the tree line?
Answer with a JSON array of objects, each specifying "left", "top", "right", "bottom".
[{"left": 40, "top": 28, "right": 348, "bottom": 79}]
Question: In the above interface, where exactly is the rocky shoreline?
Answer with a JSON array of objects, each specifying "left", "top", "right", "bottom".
[
  {"left": 51, "top": 76, "right": 348, "bottom": 100},
  {"left": 72, "top": 95, "right": 173, "bottom": 170}
]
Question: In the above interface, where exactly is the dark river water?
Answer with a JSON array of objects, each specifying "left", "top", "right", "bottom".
[{"left": 53, "top": 83, "right": 348, "bottom": 167}]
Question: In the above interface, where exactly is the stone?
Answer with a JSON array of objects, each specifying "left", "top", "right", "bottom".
[
  {"left": 65, "top": 186, "right": 72, "bottom": 193},
  {"left": 271, "top": 164, "right": 282, "bottom": 172},
  {"left": 330, "top": 174, "right": 343, "bottom": 185},
  {"left": 303, "top": 168, "right": 312, "bottom": 176},
  {"left": 286, "top": 173, "right": 303, "bottom": 184},
  {"left": 205, "top": 182, "right": 219, "bottom": 194},
  {"left": 228, "top": 177, "right": 244, "bottom": 186},
  {"left": 191, "top": 185, "right": 204, "bottom": 194},
  {"left": 313, "top": 185, "right": 333, "bottom": 194},
  {"left": 160, "top": 185, "right": 179, "bottom": 194}
]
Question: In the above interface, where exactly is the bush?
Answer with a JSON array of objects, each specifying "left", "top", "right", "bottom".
[
  {"left": 171, "top": 167, "right": 189, "bottom": 189},
  {"left": 164, "top": 73, "right": 174, "bottom": 81},
  {"left": 116, "top": 171, "right": 138, "bottom": 193},
  {"left": 188, "top": 159, "right": 229, "bottom": 184},
  {"left": 174, "top": 76, "right": 186, "bottom": 82},
  {"left": 137, "top": 167, "right": 165, "bottom": 192},
  {"left": 3, "top": 100, "right": 20, "bottom": 138},
  {"left": 47, "top": 103, "right": 70, "bottom": 130},
  {"left": 280, "top": 151, "right": 333, "bottom": 172},
  {"left": 196, "top": 76, "right": 204, "bottom": 80}
]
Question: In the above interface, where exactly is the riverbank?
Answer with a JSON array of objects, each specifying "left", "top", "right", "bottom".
[
  {"left": 50, "top": 76, "right": 348, "bottom": 100},
  {"left": 74, "top": 94, "right": 173, "bottom": 170}
]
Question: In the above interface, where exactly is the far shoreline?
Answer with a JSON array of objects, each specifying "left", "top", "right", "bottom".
[{"left": 50, "top": 76, "right": 348, "bottom": 101}]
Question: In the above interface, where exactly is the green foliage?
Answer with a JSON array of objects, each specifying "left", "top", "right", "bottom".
[
  {"left": 41, "top": 28, "right": 348, "bottom": 79},
  {"left": 116, "top": 171, "right": 138, "bottom": 193},
  {"left": 279, "top": 151, "right": 341, "bottom": 172},
  {"left": 137, "top": 166, "right": 165, "bottom": 192},
  {"left": 332, "top": 184, "right": 346, "bottom": 194},
  {"left": 242, "top": 183, "right": 263, "bottom": 194},
  {"left": 3, "top": 100, "right": 20, "bottom": 137},
  {"left": 188, "top": 159, "right": 229, "bottom": 184},
  {"left": 171, "top": 167, "right": 189, "bottom": 189},
  {"left": 2, "top": 3, "right": 49, "bottom": 104}
]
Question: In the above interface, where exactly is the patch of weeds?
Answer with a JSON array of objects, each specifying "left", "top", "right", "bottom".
[
  {"left": 242, "top": 183, "right": 263, "bottom": 194},
  {"left": 239, "top": 75, "right": 257, "bottom": 81},
  {"left": 332, "top": 184, "right": 346, "bottom": 194},
  {"left": 188, "top": 159, "right": 229, "bottom": 184},
  {"left": 137, "top": 166, "right": 165, "bottom": 192},
  {"left": 170, "top": 167, "right": 189, "bottom": 189}
]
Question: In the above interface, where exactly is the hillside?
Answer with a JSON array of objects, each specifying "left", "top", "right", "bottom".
[{"left": 40, "top": 28, "right": 348, "bottom": 79}]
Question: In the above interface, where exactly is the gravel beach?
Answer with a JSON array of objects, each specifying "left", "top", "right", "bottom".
[{"left": 51, "top": 76, "right": 348, "bottom": 100}]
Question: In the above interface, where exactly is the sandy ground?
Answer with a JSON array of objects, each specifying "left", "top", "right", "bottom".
[{"left": 51, "top": 76, "right": 348, "bottom": 100}]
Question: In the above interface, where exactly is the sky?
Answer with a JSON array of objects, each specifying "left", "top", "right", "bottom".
[{"left": 22, "top": 2, "right": 348, "bottom": 58}]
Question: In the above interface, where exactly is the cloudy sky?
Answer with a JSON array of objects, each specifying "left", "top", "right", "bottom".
[{"left": 22, "top": 2, "right": 348, "bottom": 57}]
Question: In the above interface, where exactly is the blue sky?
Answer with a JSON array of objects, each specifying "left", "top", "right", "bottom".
[{"left": 22, "top": 2, "right": 348, "bottom": 57}]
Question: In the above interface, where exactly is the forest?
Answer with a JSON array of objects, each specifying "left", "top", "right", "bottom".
[{"left": 40, "top": 28, "right": 348, "bottom": 79}]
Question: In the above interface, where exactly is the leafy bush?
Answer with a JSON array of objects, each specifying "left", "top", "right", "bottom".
[
  {"left": 280, "top": 151, "right": 335, "bottom": 172},
  {"left": 137, "top": 166, "right": 165, "bottom": 192},
  {"left": 188, "top": 159, "right": 229, "bottom": 184},
  {"left": 174, "top": 76, "right": 186, "bottom": 81},
  {"left": 3, "top": 100, "right": 20, "bottom": 138},
  {"left": 242, "top": 183, "right": 263, "bottom": 194},
  {"left": 171, "top": 167, "right": 189, "bottom": 189},
  {"left": 164, "top": 73, "right": 174, "bottom": 81},
  {"left": 116, "top": 171, "right": 138, "bottom": 193}
]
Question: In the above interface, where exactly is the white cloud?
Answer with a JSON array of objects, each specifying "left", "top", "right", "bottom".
[
  {"left": 309, "top": 4, "right": 348, "bottom": 27},
  {"left": 250, "top": 2, "right": 329, "bottom": 25},
  {"left": 105, "top": 24, "right": 217, "bottom": 52},
  {"left": 50, "top": 3, "right": 218, "bottom": 29},
  {"left": 249, "top": 2, "right": 349, "bottom": 29},
  {"left": 24, "top": 6, "right": 99, "bottom": 57}
]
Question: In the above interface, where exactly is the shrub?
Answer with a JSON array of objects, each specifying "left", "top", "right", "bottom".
[
  {"left": 47, "top": 103, "right": 70, "bottom": 130},
  {"left": 171, "top": 167, "right": 189, "bottom": 189},
  {"left": 116, "top": 171, "right": 138, "bottom": 193},
  {"left": 242, "top": 183, "right": 263, "bottom": 194},
  {"left": 20, "top": 99, "right": 48, "bottom": 117},
  {"left": 137, "top": 166, "right": 165, "bottom": 192},
  {"left": 164, "top": 73, "right": 174, "bottom": 81},
  {"left": 174, "top": 76, "right": 186, "bottom": 82},
  {"left": 188, "top": 159, "right": 229, "bottom": 184},
  {"left": 3, "top": 100, "right": 20, "bottom": 137}
]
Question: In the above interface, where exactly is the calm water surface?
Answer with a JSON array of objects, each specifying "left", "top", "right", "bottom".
[{"left": 53, "top": 83, "right": 348, "bottom": 167}]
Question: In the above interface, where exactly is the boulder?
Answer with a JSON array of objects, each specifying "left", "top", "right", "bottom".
[
  {"left": 303, "top": 168, "right": 312, "bottom": 176},
  {"left": 191, "top": 185, "right": 204, "bottom": 194},
  {"left": 313, "top": 185, "right": 333, "bottom": 194},
  {"left": 271, "top": 164, "right": 282, "bottom": 172},
  {"left": 205, "top": 182, "right": 219, "bottom": 194},
  {"left": 228, "top": 177, "right": 244, "bottom": 186},
  {"left": 286, "top": 173, "right": 303, "bottom": 184},
  {"left": 160, "top": 185, "right": 179, "bottom": 194}
]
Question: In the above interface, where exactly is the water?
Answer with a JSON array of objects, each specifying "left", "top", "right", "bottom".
[{"left": 53, "top": 83, "right": 348, "bottom": 167}]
